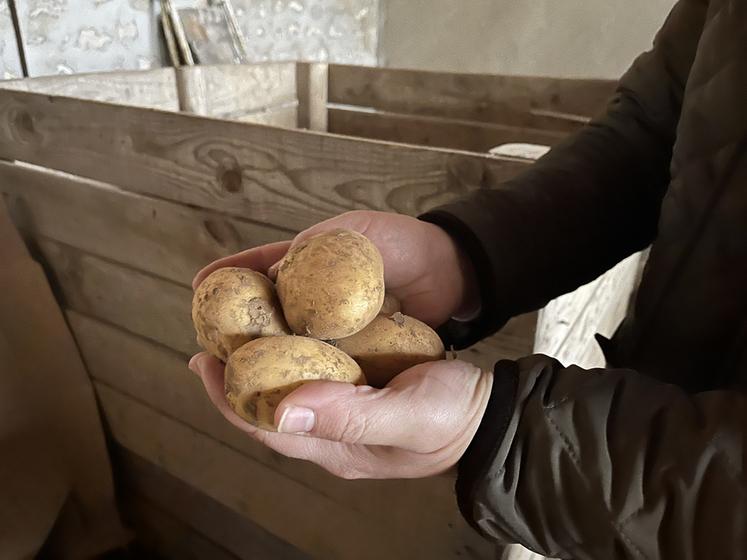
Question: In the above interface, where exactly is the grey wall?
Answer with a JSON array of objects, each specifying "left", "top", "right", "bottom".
[
  {"left": 3, "top": 0, "right": 379, "bottom": 78},
  {"left": 0, "top": 0, "right": 22, "bottom": 78},
  {"left": 379, "top": 0, "right": 676, "bottom": 79}
]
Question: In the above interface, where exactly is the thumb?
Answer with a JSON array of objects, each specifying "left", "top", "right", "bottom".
[
  {"left": 273, "top": 361, "right": 487, "bottom": 453},
  {"left": 274, "top": 381, "right": 410, "bottom": 446}
]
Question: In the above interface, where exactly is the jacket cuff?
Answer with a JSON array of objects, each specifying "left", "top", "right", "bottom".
[
  {"left": 419, "top": 210, "right": 509, "bottom": 349},
  {"left": 455, "top": 360, "right": 519, "bottom": 535}
]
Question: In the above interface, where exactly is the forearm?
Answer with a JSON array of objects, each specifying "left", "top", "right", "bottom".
[{"left": 458, "top": 356, "right": 746, "bottom": 559}]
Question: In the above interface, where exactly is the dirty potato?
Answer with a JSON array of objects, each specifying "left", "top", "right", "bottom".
[
  {"left": 225, "top": 336, "right": 365, "bottom": 430},
  {"left": 276, "top": 229, "right": 385, "bottom": 340},
  {"left": 335, "top": 313, "right": 445, "bottom": 388},
  {"left": 192, "top": 267, "right": 290, "bottom": 362}
]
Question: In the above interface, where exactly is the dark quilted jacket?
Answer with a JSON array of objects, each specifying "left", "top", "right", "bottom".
[{"left": 422, "top": 0, "right": 746, "bottom": 558}]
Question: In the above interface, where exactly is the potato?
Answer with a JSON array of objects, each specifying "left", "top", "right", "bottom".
[
  {"left": 276, "top": 229, "right": 385, "bottom": 340},
  {"left": 335, "top": 313, "right": 445, "bottom": 388},
  {"left": 192, "top": 267, "right": 290, "bottom": 362},
  {"left": 379, "top": 293, "right": 402, "bottom": 316},
  {"left": 225, "top": 336, "right": 365, "bottom": 430}
]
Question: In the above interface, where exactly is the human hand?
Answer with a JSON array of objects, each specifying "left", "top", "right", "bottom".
[
  {"left": 189, "top": 353, "right": 492, "bottom": 479},
  {"left": 190, "top": 210, "right": 488, "bottom": 478},
  {"left": 192, "top": 210, "right": 479, "bottom": 327}
]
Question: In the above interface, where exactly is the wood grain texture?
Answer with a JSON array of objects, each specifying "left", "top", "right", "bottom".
[
  {"left": 96, "top": 382, "right": 493, "bottom": 559},
  {"left": 0, "top": 69, "right": 179, "bottom": 111},
  {"left": 0, "top": 89, "right": 529, "bottom": 232},
  {"left": 329, "top": 64, "right": 615, "bottom": 131},
  {"left": 36, "top": 239, "right": 198, "bottom": 355},
  {"left": 296, "top": 62, "right": 329, "bottom": 131},
  {"left": 533, "top": 253, "right": 641, "bottom": 368},
  {"left": 328, "top": 107, "right": 567, "bottom": 153},
  {"left": 0, "top": 161, "right": 291, "bottom": 286},
  {"left": 176, "top": 63, "right": 297, "bottom": 119},
  {"left": 115, "top": 447, "right": 307, "bottom": 560},
  {"left": 70, "top": 310, "right": 490, "bottom": 554},
  {"left": 237, "top": 104, "right": 299, "bottom": 128},
  {"left": 35, "top": 233, "right": 537, "bottom": 383}
]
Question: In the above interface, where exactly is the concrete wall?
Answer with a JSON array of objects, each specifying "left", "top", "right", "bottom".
[
  {"left": 378, "top": 0, "right": 676, "bottom": 79},
  {"left": 3, "top": 0, "right": 379, "bottom": 78}
]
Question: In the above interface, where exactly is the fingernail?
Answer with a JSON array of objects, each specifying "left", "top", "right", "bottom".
[
  {"left": 188, "top": 354, "right": 204, "bottom": 375},
  {"left": 277, "top": 406, "right": 315, "bottom": 434}
]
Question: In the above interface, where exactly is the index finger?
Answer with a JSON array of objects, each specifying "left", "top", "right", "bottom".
[{"left": 192, "top": 240, "right": 292, "bottom": 290}]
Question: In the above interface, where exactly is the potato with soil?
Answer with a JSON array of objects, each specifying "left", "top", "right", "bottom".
[
  {"left": 225, "top": 336, "right": 365, "bottom": 430},
  {"left": 335, "top": 312, "right": 445, "bottom": 388},
  {"left": 276, "top": 229, "right": 385, "bottom": 340},
  {"left": 192, "top": 267, "right": 290, "bottom": 362}
]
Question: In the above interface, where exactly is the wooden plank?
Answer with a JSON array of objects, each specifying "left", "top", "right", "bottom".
[
  {"left": 0, "top": 89, "right": 529, "bottom": 232},
  {"left": 0, "top": 161, "right": 291, "bottom": 286},
  {"left": 328, "top": 107, "right": 566, "bottom": 153},
  {"left": 0, "top": 69, "right": 179, "bottom": 111},
  {"left": 329, "top": 64, "right": 615, "bottom": 132},
  {"left": 177, "top": 63, "right": 297, "bottom": 119},
  {"left": 533, "top": 253, "right": 640, "bottom": 368},
  {"left": 68, "top": 311, "right": 493, "bottom": 559},
  {"left": 237, "top": 104, "right": 298, "bottom": 128},
  {"left": 35, "top": 233, "right": 536, "bottom": 379},
  {"left": 35, "top": 239, "right": 197, "bottom": 355},
  {"left": 115, "top": 447, "right": 307, "bottom": 560},
  {"left": 96, "top": 383, "right": 491, "bottom": 559},
  {"left": 296, "top": 62, "right": 329, "bottom": 131},
  {"left": 121, "top": 498, "right": 239, "bottom": 560}
]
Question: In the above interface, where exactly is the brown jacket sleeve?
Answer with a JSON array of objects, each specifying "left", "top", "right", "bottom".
[
  {"left": 421, "top": 0, "right": 707, "bottom": 349},
  {"left": 458, "top": 357, "right": 746, "bottom": 559}
]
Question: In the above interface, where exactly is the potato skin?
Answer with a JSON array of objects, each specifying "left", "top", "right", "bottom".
[
  {"left": 192, "top": 267, "right": 290, "bottom": 362},
  {"left": 225, "top": 336, "right": 365, "bottom": 430},
  {"left": 276, "top": 229, "right": 385, "bottom": 340},
  {"left": 379, "top": 293, "right": 402, "bottom": 316},
  {"left": 335, "top": 313, "right": 445, "bottom": 388}
]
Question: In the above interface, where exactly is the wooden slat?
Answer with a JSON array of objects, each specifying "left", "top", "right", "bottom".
[
  {"left": 96, "top": 382, "right": 492, "bottom": 559},
  {"left": 0, "top": 89, "right": 529, "bottom": 232},
  {"left": 533, "top": 253, "right": 641, "bottom": 367},
  {"left": 121, "top": 499, "right": 240, "bottom": 560},
  {"left": 237, "top": 105, "right": 299, "bottom": 128},
  {"left": 329, "top": 64, "right": 615, "bottom": 132},
  {"left": 0, "top": 161, "right": 291, "bottom": 286},
  {"left": 296, "top": 62, "right": 329, "bottom": 131},
  {"left": 36, "top": 234, "right": 535, "bottom": 378},
  {"left": 176, "top": 63, "right": 298, "bottom": 120},
  {"left": 35, "top": 239, "right": 197, "bottom": 354},
  {"left": 97, "top": 383, "right": 369, "bottom": 560},
  {"left": 68, "top": 310, "right": 493, "bottom": 559},
  {"left": 115, "top": 447, "right": 307, "bottom": 560},
  {"left": 0, "top": 69, "right": 179, "bottom": 111},
  {"left": 328, "top": 107, "right": 566, "bottom": 153}
]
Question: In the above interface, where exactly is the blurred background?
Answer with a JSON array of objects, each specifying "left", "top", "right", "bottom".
[{"left": 1, "top": 0, "right": 675, "bottom": 81}]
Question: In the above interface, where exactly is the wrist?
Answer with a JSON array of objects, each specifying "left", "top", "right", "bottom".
[{"left": 456, "top": 370, "right": 494, "bottom": 460}]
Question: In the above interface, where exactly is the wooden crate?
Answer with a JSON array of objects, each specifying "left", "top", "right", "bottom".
[{"left": 0, "top": 62, "right": 634, "bottom": 560}]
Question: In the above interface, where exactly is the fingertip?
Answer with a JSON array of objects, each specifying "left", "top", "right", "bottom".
[{"left": 188, "top": 352, "right": 208, "bottom": 375}]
